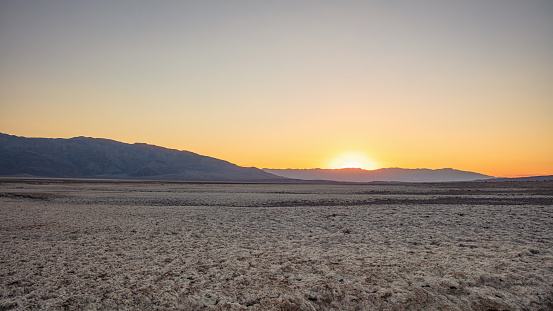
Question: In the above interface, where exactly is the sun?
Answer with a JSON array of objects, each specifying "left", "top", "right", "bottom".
[
  {"left": 340, "top": 161, "right": 364, "bottom": 169},
  {"left": 328, "top": 152, "right": 379, "bottom": 170}
]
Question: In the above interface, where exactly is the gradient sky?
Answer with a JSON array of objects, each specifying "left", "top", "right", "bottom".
[{"left": 1, "top": 1, "right": 552, "bottom": 177}]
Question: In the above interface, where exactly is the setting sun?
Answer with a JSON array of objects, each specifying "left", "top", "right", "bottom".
[
  {"left": 340, "top": 161, "right": 364, "bottom": 169},
  {"left": 328, "top": 152, "right": 379, "bottom": 170}
]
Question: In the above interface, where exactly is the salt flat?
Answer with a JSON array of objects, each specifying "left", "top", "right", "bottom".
[{"left": 1, "top": 180, "right": 552, "bottom": 310}]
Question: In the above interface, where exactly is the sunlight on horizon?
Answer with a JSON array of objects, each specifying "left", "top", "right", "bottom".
[{"left": 328, "top": 152, "right": 380, "bottom": 170}]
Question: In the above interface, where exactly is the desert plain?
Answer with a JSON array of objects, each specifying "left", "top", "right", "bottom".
[{"left": 0, "top": 179, "right": 552, "bottom": 310}]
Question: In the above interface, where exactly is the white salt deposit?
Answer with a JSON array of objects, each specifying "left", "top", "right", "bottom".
[{"left": 1, "top": 180, "right": 552, "bottom": 310}]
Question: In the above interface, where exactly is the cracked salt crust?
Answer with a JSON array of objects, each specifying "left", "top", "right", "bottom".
[{"left": 1, "top": 180, "right": 552, "bottom": 310}]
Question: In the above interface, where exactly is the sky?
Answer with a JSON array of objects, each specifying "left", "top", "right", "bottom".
[{"left": 1, "top": 1, "right": 552, "bottom": 177}]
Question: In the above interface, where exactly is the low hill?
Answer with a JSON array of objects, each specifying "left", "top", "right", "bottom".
[
  {"left": 0, "top": 133, "right": 287, "bottom": 182},
  {"left": 263, "top": 167, "right": 493, "bottom": 183}
]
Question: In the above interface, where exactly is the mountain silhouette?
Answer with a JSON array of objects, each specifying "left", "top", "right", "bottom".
[
  {"left": 263, "top": 167, "right": 493, "bottom": 183},
  {"left": 4, "top": 133, "right": 542, "bottom": 183},
  {"left": 0, "top": 133, "right": 287, "bottom": 182}
]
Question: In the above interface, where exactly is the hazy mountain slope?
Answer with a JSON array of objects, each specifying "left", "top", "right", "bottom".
[
  {"left": 263, "top": 168, "right": 493, "bottom": 183},
  {"left": 0, "top": 133, "right": 287, "bottom": 181}
]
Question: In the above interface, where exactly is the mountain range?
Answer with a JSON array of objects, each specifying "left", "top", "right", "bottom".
[
  {"left": 0, "top": 133, "right": 285, "bottom": 182},
  {"left": 263, "top": 168, "right": 493, "bottom": 183},
  {"left": 2, "top": 133, "right": 549, "bottom": 183}
]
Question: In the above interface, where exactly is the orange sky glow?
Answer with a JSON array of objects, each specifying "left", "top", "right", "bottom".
[{"left": 1, "top": 1, "right": 552, "bottom": 178}]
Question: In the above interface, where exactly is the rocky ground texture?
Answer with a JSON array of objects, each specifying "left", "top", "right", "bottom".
[{"left": 1, "top": 179, "right": 552, "bottom": 310}]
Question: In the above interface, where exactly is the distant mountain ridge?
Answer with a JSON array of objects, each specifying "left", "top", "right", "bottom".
[
  {"left": 3, "top": 132, "right": 545, "bottom": 183},
  {"left": 263, "top": 168, "right": 493, "bottom": 183},
  {"left": 0, "top": 133, "right": 286, "bottom": 181}
]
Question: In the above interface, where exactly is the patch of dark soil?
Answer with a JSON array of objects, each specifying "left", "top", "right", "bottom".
[{"left": 0, "top": 192, "right": 61, "bottom": 201}]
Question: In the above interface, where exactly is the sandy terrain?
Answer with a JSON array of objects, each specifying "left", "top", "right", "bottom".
[{"left": 1, "top": 179, "right": 552, "bottom": 310}]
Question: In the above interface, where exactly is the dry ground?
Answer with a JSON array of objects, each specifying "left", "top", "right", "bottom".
[{"left": 1, "top": 179, "right": 552, "bottom": 310}]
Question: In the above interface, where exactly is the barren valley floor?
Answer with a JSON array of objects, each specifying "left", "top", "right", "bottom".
[{"left": 1, "top": 179, "right": 552, "bottom": 310}]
